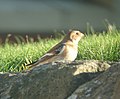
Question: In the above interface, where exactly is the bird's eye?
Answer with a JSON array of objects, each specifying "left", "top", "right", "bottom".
[{"left": 76, "top": 32, "right": 79, "bottom": 35}]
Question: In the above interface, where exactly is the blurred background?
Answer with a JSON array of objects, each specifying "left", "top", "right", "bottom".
[{"left": 0, "top": 0, "right": 120, "bottom": 42}]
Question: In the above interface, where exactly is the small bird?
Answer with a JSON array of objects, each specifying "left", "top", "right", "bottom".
[{"left": 27, "top": 30, "right": 84, "bottom": 67}]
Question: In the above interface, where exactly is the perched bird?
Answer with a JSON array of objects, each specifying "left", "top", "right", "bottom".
[{"left": 27, "top": 30, "right": 84, "bottom": 67}]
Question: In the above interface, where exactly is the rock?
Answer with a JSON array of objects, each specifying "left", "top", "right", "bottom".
[
  {"left": 68, "top": 62, "right": 120, "bottom": 99},
  {"left": 0, "top": 60, "right": 110, "bottom": 99}
]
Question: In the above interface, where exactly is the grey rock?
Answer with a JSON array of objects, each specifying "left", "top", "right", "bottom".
[
  {"left": 68, "top": 62, "right": 120, "bottom": 99},
  {"left": 0, "top": 60, "right": 110, "bottom": 99}
]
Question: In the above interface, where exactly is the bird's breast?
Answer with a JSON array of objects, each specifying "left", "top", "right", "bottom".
[{"left": 63, "top": 45, "right": 78, "bottom": 61}]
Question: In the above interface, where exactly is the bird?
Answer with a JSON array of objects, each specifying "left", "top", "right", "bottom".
[{"left": 26, "top": 30, "right": 84, "bottom": 68}]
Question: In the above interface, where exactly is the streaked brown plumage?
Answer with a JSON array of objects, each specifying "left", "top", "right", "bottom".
[{"left": 27, "top": 30, "right": 84, "bottom": 67}]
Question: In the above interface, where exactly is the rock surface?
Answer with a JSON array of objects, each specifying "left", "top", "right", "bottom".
[
  {"left": 68, "top": 62, "right": 120, "bottom": 99},
  {"left": 0, "top": 60, "right": 112, "bottom": 99}
]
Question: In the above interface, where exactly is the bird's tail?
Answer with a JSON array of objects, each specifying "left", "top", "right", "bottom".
[{"left": 26, "top": 61, "right": 39, "bottom": 68}]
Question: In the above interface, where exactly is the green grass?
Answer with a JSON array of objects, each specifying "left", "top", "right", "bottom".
[{"left": 0, "top": 30, "right": 120, "bottom": 72}]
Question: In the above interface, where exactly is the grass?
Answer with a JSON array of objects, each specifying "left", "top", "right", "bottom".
[{"left": 0, "top": 29, "right": 120, "bottom": 72}]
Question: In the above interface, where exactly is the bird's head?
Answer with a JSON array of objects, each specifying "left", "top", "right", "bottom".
[{"left": 66, "top": 30, "right": 84, "bottom": 44}]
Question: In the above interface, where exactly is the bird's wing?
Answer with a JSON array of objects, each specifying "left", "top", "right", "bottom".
[
  {"left": 53, "top": 43, "right": 66, "bottom": 55},
  {"left": 38, "top": 43, "right": 66, "bottom": 62},
  {"left": 27, "top": 43, "right": 66, "bottom": 67}
]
